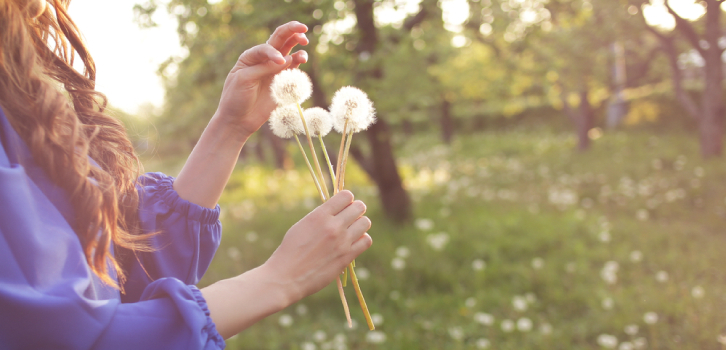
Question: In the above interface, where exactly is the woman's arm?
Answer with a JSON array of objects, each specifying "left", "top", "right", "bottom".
[
  {"left": 173, "top": 21, "right": 310, "bottom": 209},
  {"left": 201, "top": 191, "right": 373, "bottom": 339}
]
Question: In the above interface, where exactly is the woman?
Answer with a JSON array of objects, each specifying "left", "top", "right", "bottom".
[{"left": 0, "top": 0, "right": 372, "bottom": 348}]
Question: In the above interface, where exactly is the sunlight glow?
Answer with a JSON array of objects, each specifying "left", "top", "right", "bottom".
[{"left": 643, "top": 0, "right": 706, "bottom": 31}]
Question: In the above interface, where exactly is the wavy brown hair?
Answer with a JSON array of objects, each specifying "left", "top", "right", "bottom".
[{"left": 0, "top": 0, "right": 151, "bottom": 290}]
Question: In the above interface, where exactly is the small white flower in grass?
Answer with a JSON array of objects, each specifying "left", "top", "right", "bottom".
[
  {"left": 691, "top": 285, "right": 705, "bottom": 299},
  {"left": 448, "top": 326, "right": 464, "bottom": 341},
  {"left": 516, "top": 317, "right": 533, "bottom": 332},
  {"left": 636, "top": 209, "right": 649, "bottom": 221},
  {"left": 532, "top": 257, "right": 544, "bottom": 269},
  {"left": 525, "top": 293, "right": 536, "bottom": 304},
  {"left": 539, "top": 323, "right": 553, "bottom": 335},
  {"left": 474, "top": 312, "right": 495, "bottom": 326},
  {"left": 395, "top": 246, "right": 410, "bottom": 258},
  {"left": 415, "top": 218, "right": 434, "bottom": 231},
  {"left": 301, "top": 342, "right": 317, "bottom": 350},
  {"left": 501, "top": 319, "right": 515, "bottom": 332},
  {"left": 303, "top": 107, "right": 333, "bottom": 137},
  {"left": 296, "top": 304, "right": 308, "bottom": 315},
  {"left": 270, "top": 68, "right": 312, "bottom": 106},
  {"left": 602, "top": 297, "right": 614, "bottom": 310},
  {"left": 598, "top": 231, "right": 611, "bottom": 243},
  {"left": 624, "top": 324, "right": 639, "bottom": 336},
  {"left": 245, "top": 231, "right": 258, "bottom": 242},
  {"left": 512, "top": 295, "right": 528, "bottom": 312},
  {"left": 278, "top": 314, "right": 293, "bottom": 327},
  {"left": 333, "top": 333, "right": 346, "bottom": 344},
  {"left": 476, "top": 338, "right": 491, "bottom": 349},
  {"left": 632, "top": 337, "right": 647, "bottom": 349},
  {"left": 465, "top": 297, "right": 477, "bottom": 308},
  {"left": 269, "top": 105, "right": 304, "bottom": 138},
  {"left": 391, "top": 257, "right": 406, "bottom": 270},
  {"left": 426, "top": 232, "right": 450, "bottom": 251},
  {"left": 597, "top": 334, "right": 618, "bottom": 348},
  {"left": 655, "top": 271, "right": 669, "bottom": 283},
  {"left": 472, "top": 259, "right": 486, "bottom": 271},
  {"left": 365, "top": 330, "right": 386, "bottom": 344},
  {"left": 314, "top": 330, "right": 327, "bottom": 342},
  {"left": 389, "top": 290, "right": 400, "bottom": 300},
  {"left": 355, "top": 267, "right": 370, "bottom": 280},
  {"left": 643, "top": 312, "right": 658, "bottom": 325},
  {"left": 618, "top": 341, "right": 634, "bottom": 350},
  {"left": 629, "top": 250, "right": 643, "bottom": 262},
  {"left": 330, "top": 86, "right": 376, "bottom": 133},
  {"left": 371, "top": 313, "right": 384, "bottom": 326}
]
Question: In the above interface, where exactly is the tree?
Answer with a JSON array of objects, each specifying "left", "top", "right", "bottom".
[{"left": 634, "top": 0, "right": 725, "bottom": 157}]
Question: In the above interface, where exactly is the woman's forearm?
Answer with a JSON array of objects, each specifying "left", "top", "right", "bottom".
[
  {"left": 201, "top": 263, "right": 297, "bottom": 339},
  {"left": 173, "top": 114, "right": 250, "bottom": 209}
]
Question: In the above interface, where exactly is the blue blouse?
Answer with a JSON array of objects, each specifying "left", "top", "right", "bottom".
[{"left": 0, "top": 108, "right": 226, "bottom": 349}]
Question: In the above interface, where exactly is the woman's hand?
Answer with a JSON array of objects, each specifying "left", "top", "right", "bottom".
[
  {"left": 201, "top": 191, "right": 373, "bottom": 339},
  {"left": 263, "top": 190, "right": 373, "bottom": 303},
  {"left": 214, "top": 21, "right": 310, "bottom": 137}
]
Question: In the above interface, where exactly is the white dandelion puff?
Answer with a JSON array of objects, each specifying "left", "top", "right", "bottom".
[
  {"left": 501, "top": 319, "right": 515, "bottom": 332},
  {"left": 330, "top": 86, "right": 376, "bottom": 133},
  {"left": 474, "top": 312, "right": 494, "bottom": 326},
  {"left": 269, "top": 105, "right": 304, "bottom": 138},
  {"left": 365, "top": 331, "right": 386, "bottom": 344},
  {"left": 597, "top": 334, "right": 618, "bottom": 348},
  {"left": 465, "top": 297, "right": 477, "bottom": 308},
  {"left": 476, "top": 338, "right": 491, "bottom": 349},
  {"left": 395, "top": 246, "right": 411, "bottom": 258},
  {"left": 313, "top": 330, "right": 327, "bottom": 342},
  {"left": 624, "top": 324, "right": 639, "bottom": 335},
  {"left": 618, "top": 341, "right": 634, "bottom": 350},
  {"left": 516, "top": 317, "right": 533, "bottom": 332},
  {"left": 303, "top": 107, "right": 333, "bottom": 137},
  {"left": 270, "top": 68, "right": 312, "bottom": 106},
  {"left": 602, "top": 297, "right": 614, "bottom": 310},
  {"left": 472, "top": 259, "right": 486, "bottom": 271},
  {"left": 371, "top": 313, "right": 384, "bottom": 326},
  {"left": 691, "top": 285, "right": 705, "bottom": 299},
  {"left": 391, "top": 257, "right": 406, "bottom": 270},
  {"left": 278, "top": 314, "right": 294, "bottom": 327},
  {"left": 448, "top": 326, "right": 464, "bottom": 341},
  {"left": 643, "top": 312, "right": 658, "bottom": 325},
  {"left": 539, "top": 323, "right": 553, "bottom": 335},
  {"left": 655, "top": 271, "right": 669, "bottom": 283},
  {"left": 512, "top": 295, "right": 528, "bottom": 312}
]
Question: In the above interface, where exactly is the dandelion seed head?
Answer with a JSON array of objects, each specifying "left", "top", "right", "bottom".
[
  {"left": 371, "top": 313, "right": 384, "bottom": 326},
  {"left": 395, "top": 246, "right": 411, "bottom": 258},
  {"left": 516, "top": 317, "right": 533, "bottom": 332},
  {"left": 355, "top": 267, "right": 370, "bottom": 280},
  {"left": 501, "top": 319, "right": 515, "bottom": 332},
  {"left": 619, "top": 341, "right": 634, "bottom": 350},
  {"left": 655, "top": 271, "right": 669, "bottom": 283},
  {"left": 474, "top": 312, "right": 495, "bottom": 326},
  {"left": 330, "top": 86, "right": 376, "bottom": 133},
  {"left": 512, "top": 295, "right": 528, "bottom": 312},
  {"left": 301, "top": 342, "right": 317, "bottom": 350},
  {"left": 602, "top": 297, "right": 614, "bottom": 310},
  {"left": 303, "top": 107, "right": 333, "bottom": 137},
  {"left": 365, "top": 330, "right": 386, "bottom": 344},
  {"left": 691, "top": 285, "right": 705, "bottom": 299},
  {"left": 313, "top": 330, "right": 327, "bottom": 342},
  {"left": 296, "top": 304, "right": 308, "bottom": 315},
  {"left": 532, "top": 257, "right": 544, "bottom": 269},
  {"left": 597, "top": 334, "right": 618, "bottom": 348},
  {"left": 270, "top": 105, "right": 304, "bottom": 138},
  {"left": 643, "top": 312, "right": 658, "bottom": 325},
  {"left": 391, "top": 257, "right": 406, "bottom": 270},
  {"left": 633, "top": 337, "right": 647, "bottom": 349},
  {"left": 476, "top": 338, "right": 491, "bottom": 349},
  {"left": 465, "top": 297, "right": 477, "bottom": 308},
  {"left": 630, "top": 250, "right": 643, "bottom": 262},
  {"left": 539, "top": 323, "right": 553, "bottom": 335},
  {"left": 278, "top": 314, "right": 294, "bottom": 327},
  {"left": 270, "top": 68, "right": 312, "bottom": 105},
  {"left": 448, "top": 326, "right": 464, "bottom": 340},
  {"left": 472, "top": 259, "right": 486, "bottom": 271}
]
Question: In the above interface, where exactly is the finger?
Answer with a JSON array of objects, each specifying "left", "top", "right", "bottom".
[
  {"left": 291, "top": 50, "right": 308, "bottom": 65},
  {"left": 346, "top": 216, "right": 371, "bottom": 238},
  {"left": 337, "top": 200, "right": 366, "bottom": 226},
  {"left": 236, "top": 55, "right": 292, "bottom": 82},
  {"left": 321, "top": 190, "right": 355, "bottom": 216},
  {"left": 280, "top": 33, "right": 309, "bottom": 56},
  {"left": 238, "top": 44, "right": 286, "bottom": 67},
  {"left": 267, "top": 21, "right": 308, "bottom": 51},
  {"left": 349, "top": 233, "right": 373, "bottom": 257}
]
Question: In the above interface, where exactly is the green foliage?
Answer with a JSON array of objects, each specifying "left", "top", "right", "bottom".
[{"left": 191, "top": 127, "right": 726, "bottom": 349}]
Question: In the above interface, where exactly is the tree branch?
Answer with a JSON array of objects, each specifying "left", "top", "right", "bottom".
[{"left": 664, "top": 1, "right": 707, "bottom": 57}]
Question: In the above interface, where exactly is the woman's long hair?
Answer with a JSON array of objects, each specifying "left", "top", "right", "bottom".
[{"left": 0, "top": 0, "right": 151, "bottom": 290}]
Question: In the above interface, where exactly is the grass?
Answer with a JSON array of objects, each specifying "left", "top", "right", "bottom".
[{"left": 188, "top": 127, "right": 726, "bottom": 350}]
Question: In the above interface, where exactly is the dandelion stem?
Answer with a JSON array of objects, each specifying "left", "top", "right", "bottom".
[
  {"left": 334, "top": 120, "right": 349, "bottom": 195},
  {"left": 349, "top": 264, "right": 374, "bottom": 330},
  {"left": 294, "top": 135, "right": 325, "bottom": 203},
  {"left": 296, "top": 103, "right": 330, "bottom": 199},
  {"left": 338, "top": 131, "right": 354, "bottom": 192},
  {"left": 342, "top": 266, "right": 348, "bottom": 287},
  {"left": 319, "top": 134, "right": 337, "bottom": 189},
  {"left": 336, "top": 276, "right": 352, "bottom": 328}
]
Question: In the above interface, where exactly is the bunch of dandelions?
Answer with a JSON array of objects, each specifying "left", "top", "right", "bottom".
[{"left": 269, "top": 68, "right": 376, "bottom": 330}]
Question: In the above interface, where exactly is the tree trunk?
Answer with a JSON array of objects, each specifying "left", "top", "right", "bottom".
[
  {"left": 606, "top": 42, "right": 627, "bottom": 129},
  {"left": 699, "top": 1, "right": 723, "bottom": 157},
  {"left": 363, "top": 119, "right": 412, "bottom": 222},
  {"left": 352, "top": 0, "right": 412, "bottom": 222},
  {"left": 440, "top": 98, "right": 454, "bottom": 144},
  {"left": 260, "top": 123, "right": 292, "bottom": 170},
  {"left": 576, "top": 90, "right": 593, "bottom": 151}
]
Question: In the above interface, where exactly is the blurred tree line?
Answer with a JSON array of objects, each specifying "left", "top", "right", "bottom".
[{"left": 133, "top": 0, "right": 726, "bottom": 221}]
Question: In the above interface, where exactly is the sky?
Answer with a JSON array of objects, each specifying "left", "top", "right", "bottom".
[
  {"left": 66, "top": 0, "right": 701, "bottom": 115},
  {"left": 68, "top": 0, "right": 184, "bottom": 114}
]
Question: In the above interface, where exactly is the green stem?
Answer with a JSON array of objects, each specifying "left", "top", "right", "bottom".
[
  {"left": 319, "top": 134, "right": 337, "bottom": 189},
  {"left": 334, "top": 120, "right": 349, "bottom": 194},
  {"left": 349, "top": 264, "right": 374, "bottom": 330},
  {"left": 294, "top": 135, "right": 325, "bottom": 203}
]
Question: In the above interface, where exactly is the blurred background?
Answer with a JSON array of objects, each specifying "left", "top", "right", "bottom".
[{"left": 77, "top": 0, "right": 726, "bottom": 348}]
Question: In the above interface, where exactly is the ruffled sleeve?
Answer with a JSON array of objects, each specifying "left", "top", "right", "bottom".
[{"left": 122, "top": 172, "right": 222, "bottom": 302}]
